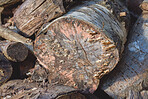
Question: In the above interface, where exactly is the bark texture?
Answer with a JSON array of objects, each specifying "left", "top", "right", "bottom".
[
  {"left": 100, "top": 9, "right": 148, "bottom": 98},
  {"left": 0, "top": 41, "right": 28, "bottom": 62},
  {"left": 14, "top": 0, "right": 81, "bottom": 37},
  {"left": 34, "top": 0, "right": 129, "bottom": 93},
  {"left": 0, "top": 80, "right": 97, "bottom": 99},
  {"left": 0, "top": 51, "right": 12, "bottom": 86}
]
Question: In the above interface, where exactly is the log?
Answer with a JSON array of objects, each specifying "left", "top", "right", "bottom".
[
  {"left": 0, "top": 50, "right": 12, "bottom": 86},
  {"left": 34, "top": 0, "right": 129, "bottom": 93},
  {"left": 13, "top": 0, "right": 82, "bottom": 37},
  {"left": 100, "top": 5, "right": 148, "bottom": 98},
  {"left": 0, "top": 80, "right": 97, "bottom": 99},
  {"left": 0, "top": 25, "right": 32, "bottom": 45},
  {"left": 0, "top": 41, "right": 28, "bottom": 62}
]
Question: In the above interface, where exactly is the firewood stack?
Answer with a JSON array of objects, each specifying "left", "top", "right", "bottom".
[{"left": 0, "top": 0, "right": 147, "bottom": 99}]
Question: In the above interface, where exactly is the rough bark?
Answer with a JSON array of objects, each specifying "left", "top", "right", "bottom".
[
  {"left": 13, "top": 0, "right": 82, "bottom": 37},
  {"left": 100, "top": 8, "right": 148, "bottom": 98},
  {"left": 0, "top": 80, "right": 97, "bottom": 99},
  {"left": 34, "top": 0, "right": 129, "bottom": 93},
  {"left": 0, "top": 41, "right": 28, "bottom": 62},
  {"left": 0, "top": 25, "right": 32, "bottom": 45},
  {"left": 0, "top": 50, "right": 12, "bottom": 86}
]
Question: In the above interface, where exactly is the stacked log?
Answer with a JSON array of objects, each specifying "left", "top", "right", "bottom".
[
  {"left": 100, "top": 1, "right": 148, "bottom": 98},
  {"left": 34, "top": 0, "right": 130, "bottom": 93},
  {"left": 0, "top": 80, "right": 97, "bottom": 99},
  {"left": 13, "top": 0, "right": 82, "bottom": 37}
]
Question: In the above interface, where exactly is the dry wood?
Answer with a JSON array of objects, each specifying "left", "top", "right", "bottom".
[
  {"left": 34, "top": 0, "right": 129, "bottom": 93},
  {"left": 0, "top": 41, "right": 28, "bottom": 62},
  {"left": 100, "top": 10, "right": 148, "bottom": 98},
  {"left": 0, "top": 51, "right": 12, "bottom": 86},
  {"left": 14, "top": 0, "right": 80, "bottom": 37},
  {"left": 0, "top": 25, "right": 32, "bottom": 45},
  {"left": 0, "top": 0, "right": 20, "bottom": 7},
  {"left": 0, "top": 80, "right": 97, "bottom": 99}
]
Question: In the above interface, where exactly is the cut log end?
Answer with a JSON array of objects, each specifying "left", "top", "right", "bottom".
[
  {"left": 34, "top": 17, "right": 120, "bottom": 92},
  {"left": 1, "top": 42, "right": 28, "bottom": 62}
]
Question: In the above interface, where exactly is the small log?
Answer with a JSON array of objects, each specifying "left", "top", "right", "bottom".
[
  {"left": 0, "top": 51, "right": 12, "bottom": 86},
  {"left": 14, "top": 0, "right": 82, "bottom": 37},
  {"left": 34, "top": 0, "right": 129, "bottom": 93},
  {"left": 100, "top": 6, "right": 148, "bottom": 98},
  {"left": 0, "top": 41, "right": 28, "bottom": 62},
  {"left": 0, "top": 25, "right": 32, "bottom": 45},
  {"left": 0, "top": 80, "right": 97, "bottom": 99}
]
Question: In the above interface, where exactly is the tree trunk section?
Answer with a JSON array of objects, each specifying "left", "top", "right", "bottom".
[
  {"left": 100, "top": 7, "right": 148, "bottom": 98},
  {"left": 0, "top": 50, "right": 12, "bottom": 86},
  {"left": 0, "top": 41, "right": 28, "bottom": 62},
  {"left": 34, "top": 0, "right": 129, "bottom": 93}
]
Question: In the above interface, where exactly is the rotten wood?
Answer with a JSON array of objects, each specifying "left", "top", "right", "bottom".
[
  {"left": 100, "top": 8, "right": 148, "bottom": 98},
  {"left": 14, "top": 0, "right": 82, "bottom": 37},
  {"left": 0, "top": 50, "right": 12, "bottom": 86},
  {"left": 0, "top": 80, "right": 97, "bottom": 99},
  {"left": 0, "top": 41, "right": 28, "bottom": 62},
  {"left": 0, "top": 25, "right": 32, "bottom": 45},
  {"left": 34, "top": 0, "right": 130, "bottom": 93}
]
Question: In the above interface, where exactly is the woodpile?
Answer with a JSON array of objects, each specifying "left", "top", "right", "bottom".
[{"left": 0, "top": 0, "right": 147, "bottom": 99}]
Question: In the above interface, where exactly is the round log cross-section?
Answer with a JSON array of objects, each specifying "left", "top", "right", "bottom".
[{"left": 34, "top": 4, "right": 127, "bottom": 92}]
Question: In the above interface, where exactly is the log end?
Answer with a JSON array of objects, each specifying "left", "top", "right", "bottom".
[{"left": 34, "top": 17, "right": 120, "bottom": 92}]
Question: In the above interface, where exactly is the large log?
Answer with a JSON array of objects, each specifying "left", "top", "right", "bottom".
[
  {"left": 0, "top": 41, "right": 28, "bottom": 62},
  {"left": 34, "top": 0, "right": 129, "bottom": 93},
  {"left": 13, "top": 0, "right": 82, "bottom": 37},
  {"left": 0, "top": 80, "right": 97, "bottom": 99},
  {"left": 0, "top": 51, "right": 12, "bottom": 86},
  {"left": 100, "top": 3, "right": 148, "bottom": 98}
]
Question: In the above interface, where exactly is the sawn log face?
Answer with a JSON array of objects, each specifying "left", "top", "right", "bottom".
[{"left": 34, "top": 3, "right": 127, "bottom": 92}]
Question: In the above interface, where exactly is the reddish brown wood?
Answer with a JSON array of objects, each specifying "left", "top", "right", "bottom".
[
  {"left": 0, "top": 41, "right": 28, "bottom": 62},
  {"left": 34, "top": 1, "right": 129, "bottom": 93}
]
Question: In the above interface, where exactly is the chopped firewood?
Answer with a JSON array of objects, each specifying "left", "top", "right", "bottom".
[
  {"left": 0, "top": 41, "right": 28, "bottom": 62},
  {"left": 34, "top": 0, "right": 130, "bottom": 93},
  {"left": 0, "top": 80, "right": 97, "bottom": 99}
]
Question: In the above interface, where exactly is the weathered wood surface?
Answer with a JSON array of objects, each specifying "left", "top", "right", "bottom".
[
  {"left": 100, "top": 7, "right": 148, "bottom": 98},
  {"left": 0, "top": 80, "right": 97, "bottom": 99},
  {"left": 0, "top": 25, "right": 32, "bottom": 45},
  {"left": 14, "top": 0, "right": 82, "bottom": 37},
  {"left": 0, "top": 51, "right": 12, "bottom": 86},
  {"left": 34, "top": 1, "right": 129, "bottom": 93},
  {"left": 0, "top": 41, "right": 28, "bottom": 62},
  {"left": 0, "top": 0, "right": 20, "bottom": 7}
]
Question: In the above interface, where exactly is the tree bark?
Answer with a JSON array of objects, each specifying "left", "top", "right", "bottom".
[
  {"left": 0, "top": 41, "right": 29, "bottom": 62},
  {"left": 34, "top": 0, "right": 130, "bottom": 93},
  {"left": 13, "top": 0, "right": 82, "bottom": 37},
  {"left": 0, "top": 50, "right": 12, "bottom": 86},
  {"left": 100, "top": 5, "right": 148, "bottom": 98}
]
